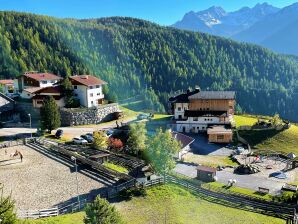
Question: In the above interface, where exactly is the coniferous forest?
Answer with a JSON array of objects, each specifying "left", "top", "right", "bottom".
[{"left": 0, "top": 12, "right": 298, "bottom": 121}]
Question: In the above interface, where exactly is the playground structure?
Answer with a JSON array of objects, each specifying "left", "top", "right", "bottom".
[{"left": 234, "top": 149, "right": 297, "bottom": 182}]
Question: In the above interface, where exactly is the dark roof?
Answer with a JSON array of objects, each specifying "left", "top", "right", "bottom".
[
  {"left": 197, "top": 165, "right": 217, "bottom": 173},
  {"left": 171, "top": 131, "right": 195, "bottom": 148},
  {"left": 0, "top": 92, "right": 14, "bottom": 103},
  {"left": 189, "top": 91, "right": 235, "bottom": 100},
  {"left": 184, "top": 110, "right": 227, "bottom": 117},
  {"left": 169, "top": 88, "right": 200, "bottom": 103},
  {"left": 70, "top": 75, "right": 107, "bottom": 86},
  {"left": 0, "top": 79, "right": 14, "bottom": 85}
]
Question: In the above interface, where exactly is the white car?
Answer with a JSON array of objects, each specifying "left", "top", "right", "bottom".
[
  {"left": 106, "top": 129, "right": 114, "bottom": 137},
  {"left": 72, "top": 137, "right": 88, "bottom": 145}
]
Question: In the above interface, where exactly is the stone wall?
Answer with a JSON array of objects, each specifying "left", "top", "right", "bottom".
[{"left": 60, "top": 103, "right": 119, "bottom": 126}]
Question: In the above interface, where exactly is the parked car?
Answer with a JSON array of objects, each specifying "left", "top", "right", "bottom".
[
  {"left": 106, "top": 129, "right": 114, "bottom": 137},
  {"left": 137, "top": 114, "right": 149, "bottom": 120},
  {"left": 55, "top": 129, "right": 63, "bottom": 139},
  {"left": 81, "top": 134, "right": 94, "bottom": 143},
  {"left": 72, "top": 137, "right": 88, "bottom": 145},
  {"left": 86, "top": 133, "right": 93, "bottom": 137}
]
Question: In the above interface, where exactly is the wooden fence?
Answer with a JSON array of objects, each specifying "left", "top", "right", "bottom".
[{"left": 0, "top": 139, "right": 24, "bottom": 148}]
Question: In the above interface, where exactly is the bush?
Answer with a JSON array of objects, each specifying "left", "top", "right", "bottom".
[{"left": 119, "top": 186, "right": 147, "bottom": 200}]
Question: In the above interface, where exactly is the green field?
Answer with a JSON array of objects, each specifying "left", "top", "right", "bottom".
[
  {"left": 18, "top": 184, "right": 282, "bottom": 224},
  {"left": 235, "top": 115, "right": 298, "bottom": 154},
  {"left": 103, "top": 162, "right": 129, "bottom": 173}
]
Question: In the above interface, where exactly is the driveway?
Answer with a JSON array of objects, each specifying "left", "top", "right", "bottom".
[
  {"left": 0, "top": 127, "right": 37, "bottom": 140},
  {"left": 188, "top": 133, "right": 233, "bottom": 156},
  {"left": 174, "top": 163, "right": 286, "bottom": 195}
]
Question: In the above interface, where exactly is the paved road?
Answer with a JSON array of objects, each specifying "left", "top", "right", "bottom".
[
  {"left": 174, "top": 163, "right": 286, "bottom": 195},
  {"left": 188, "top": 133, "right": 233, "bottom": 156},
  {"left": 0, "top": 127, "right": 37, "bottom": 139}
]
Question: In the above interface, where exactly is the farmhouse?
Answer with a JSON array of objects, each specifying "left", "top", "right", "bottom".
[
  {"left": 16, "top": 72, "right": 62, "bottom": 99},
  {"left": 169, "top": 88, "right": 235, "bottom": 143},
  {"left": 32, "top": 86, "right": 65, "bottom": 108}
]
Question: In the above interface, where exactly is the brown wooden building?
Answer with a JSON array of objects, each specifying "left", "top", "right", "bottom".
[{"left": 197, "top": 165, "right": 217, "bottom": 182}]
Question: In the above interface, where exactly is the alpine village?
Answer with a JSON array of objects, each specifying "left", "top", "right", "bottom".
[{"left": 1, "top": 2, "right": 298, "bottom": 224}]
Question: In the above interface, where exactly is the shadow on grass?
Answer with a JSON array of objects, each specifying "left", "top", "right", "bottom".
[{"left": 238, "top": 129, "right": 283, "bottom": 147}]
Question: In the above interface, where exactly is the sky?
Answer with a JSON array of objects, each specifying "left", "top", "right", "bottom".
[{"left": 0, "top": 0, "right": 297, "bottom": 25}]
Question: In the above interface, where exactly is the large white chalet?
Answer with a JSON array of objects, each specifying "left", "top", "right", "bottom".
[{"left": 169, "top": 88, "right": 236, "bottom": 143}]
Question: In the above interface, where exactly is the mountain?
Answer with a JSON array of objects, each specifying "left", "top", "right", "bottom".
[
  {"left": 0, "top": 12, "right": 298, "bottom": 121},
  {"left": 233, "top": 3, "right": 298, "bottom": 55},
  {"left": 173, "top": 3, "right": 279, "bottom": 37}
]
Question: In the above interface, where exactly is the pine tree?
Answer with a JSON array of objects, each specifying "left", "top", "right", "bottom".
[
  {"left": 84, "top": 196, "right": 123, "bottom": 224},
  {"left": 40, "top": 96, "right": 61, "bottom": 133},
  {"left": 0, "top": 185, "right": 17, "bottom": 224}
]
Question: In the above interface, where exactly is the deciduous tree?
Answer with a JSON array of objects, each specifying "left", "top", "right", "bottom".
[{"left": 127, "top": 122, "right": 147, "bottom": 156}]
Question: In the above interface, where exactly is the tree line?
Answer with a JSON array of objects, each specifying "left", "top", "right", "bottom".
[{"left": 0, "top": 12, "right": 298, "bottom": 120}]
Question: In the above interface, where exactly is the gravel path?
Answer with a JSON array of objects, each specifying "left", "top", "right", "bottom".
[{"left": 0, "top": 145, "right": 106, "bottom": 212}]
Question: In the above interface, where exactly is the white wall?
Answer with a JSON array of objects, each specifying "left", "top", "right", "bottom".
[
  {"left": 73, "top": 84, "right": 104, "bottom": 108},
  {"left": 20, "top": 90, "right": 35, "bottom": 99},
  {"left": 174, "top": 103, "right": 188, "bottom": 119},
  {"left": 38, "top": 80, "right": 59, "bottom": 88}
]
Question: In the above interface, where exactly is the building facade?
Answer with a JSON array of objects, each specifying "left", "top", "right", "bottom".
[
  {"left": 70, "top": 75, "right": 106, "bottom": 108},
  {"left": 169, "top": 89, "right": 235, "bottom": 143}
]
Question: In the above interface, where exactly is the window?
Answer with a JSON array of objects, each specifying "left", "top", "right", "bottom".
[
  {"left": 193, "top": 117, "right": 198, "bottom": 121},
  {"left": 177, "top": 107, "right": 182, "bottom": 111},
  {"left": 41, "top": 81, "right": 47, "bottom": 84},
  {"left": 89, "top": 86, "right": 93, "bottom": 89},
  {"left": 91, "top": 101, "right": 94, "bottom": 105},
  {"left": 178, "top": 115, "right": 182, "bottom": 119},
  {"left": 207, "top": 108, "right": 210, "bottom": 111},
  {"left": 90, "top": 93, "right": 93, "bottom": 97},
  {"left": 51, "top": 80, "right": 55, "bottom": 83},
  {"left": 74, "top": 94, "right": 78, "bottom": 97},
  {"left": 37, "top": 101, "right": 43, "bottom": 104},
  {"left": 96, "top": 85, "right": 100, "bottom": 88},
  {"left": 74, "top": 85, "right": 77, "bottom": 89},
  {"left": 97, "top": 92, "right": 101, "bottom": 96},
  {"left": 217, "top": 135, "right": 224, "bottom": 140}
]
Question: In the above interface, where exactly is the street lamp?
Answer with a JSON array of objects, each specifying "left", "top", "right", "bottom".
[
  {"left": 71, "top": 156, "right": 80, "bottom": 209},
  {"left": 28, "top": 113, "right": 32, "bottom": 138}
]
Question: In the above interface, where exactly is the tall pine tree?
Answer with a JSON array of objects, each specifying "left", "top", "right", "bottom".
[{"left": 40, "top": 96, "right": 61, "bottom": 133}]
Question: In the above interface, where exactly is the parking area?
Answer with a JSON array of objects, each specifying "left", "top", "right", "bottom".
[
  {"left": 188, "top": 133, "right": 233, "bottom": 156},
  {"left": 0, "top": 145, "right": 107, "bottom": 211}
]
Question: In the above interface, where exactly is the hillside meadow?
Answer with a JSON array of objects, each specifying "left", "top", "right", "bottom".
[{"left": 19, "top": 184, "right": 283, "bottom": 224}]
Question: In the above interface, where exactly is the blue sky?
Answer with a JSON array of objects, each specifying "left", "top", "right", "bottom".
[{"left": 0, "top": 0, "right": 297, "bottom": 25}]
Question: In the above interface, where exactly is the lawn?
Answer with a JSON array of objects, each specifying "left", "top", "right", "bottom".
[
  {"left": 18, "top": 184, "right": 283, "bottom": 224},
  {"left": 103, "top": 162, "right": 129, "bottom": 173},
  {"left": 235, "top": 115, "right": 298, "bottom": 154},
  {"left": 234, "top": 114, "right": 258, "bottom": 127},
  {"left": 204, "top": 182, "right": 272, "bottom": 201},
  {"left": 17, "top": 212, "right": 84, "bottom": 224},
  {"left": 114, "top": 184, "right": 283, "bottom": 224},
  {"left": 183, "top": 153, "right": 237, "bottom": 168}
]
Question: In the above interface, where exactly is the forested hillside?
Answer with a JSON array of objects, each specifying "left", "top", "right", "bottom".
[{"left": 0, "top": 12, "right": 298, "bottom": 121}]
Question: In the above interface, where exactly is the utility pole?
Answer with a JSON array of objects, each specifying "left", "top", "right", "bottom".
[{"left": 28, "top": 113, "right": 32, "bottom": 138}]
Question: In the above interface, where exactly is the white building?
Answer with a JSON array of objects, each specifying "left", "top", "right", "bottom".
[
  {"left": 169, "top": 89, "right": 235, "bottom": 143},
  {"left": 70, "top": 75, "right": 107, "bottom": 108}
]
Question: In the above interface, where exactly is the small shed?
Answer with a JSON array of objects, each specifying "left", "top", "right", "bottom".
[
  {"left": 196, "top": 165, "right": 217, "bottom": 182},
  {"left": 89, "top": 152, "right": 110, "bottom": 164},
  {"left": 207, "top": 126, "right": 233, "bottom": 143}
]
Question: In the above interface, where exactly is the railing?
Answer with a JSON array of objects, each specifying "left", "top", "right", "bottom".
[{"left": 0, "top": 139, "right": 24, "bottom": 148}]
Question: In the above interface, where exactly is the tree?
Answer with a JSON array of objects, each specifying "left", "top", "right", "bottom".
[
  {"left": 93, "top": 131, "right": 108, "bottom": 150},
  {"left": 127, "top": 122, "right": 147, "bottom": 156},
  {"left": 145, "top": 129, "right": 181, "bottom": 174},
  {"left": 108, "top": 138, "right": 123, "bottom": 150},
  {"left": 40, "top": 96, "right": 61, "bottom": 133},
  {"left": 84, "top": 196, "right": 123, "bottom": 224},
  {"left": 0, "top": 185, "right": 17, "bottom": 224},
  {"left": 62, "top": 77, "right": 80, "bottom": 108}
]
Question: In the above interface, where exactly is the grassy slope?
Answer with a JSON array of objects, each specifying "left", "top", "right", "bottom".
[
  {"left": 235, "top": 115, "right": 298, "bottom": 154},
  {"left": 18, "top": 184, "right": 282, "bottom": 224},
  {"left": 115, "top": 184, "right": 282, "bottom": 224}
]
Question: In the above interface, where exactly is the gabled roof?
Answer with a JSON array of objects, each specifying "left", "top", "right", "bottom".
[
  {"left": 197, "top": 165, "right": 217, "bottom": 173},
  {"left": 23, "top": 72, "right": 62, "bottom": 81},
  {"left": 189, "top": 91, "right": 235, "bottom": 100},
  {"left": 0, "top": 79, "right": 14, "bottom": 85},
  {"left": 23, "top": 87, "right": 43, "bottom": 94},
  {"left": 70, "top": 75, "right": 107, "bottom": 86},
  {"left": 169, "top": 88, "right": 200, "bottom": 103},
  {"left": 171, "top": 131, "right": 195, "bottom": 148},
  {"left": 184, "top": 110, "right": 227, "bottom": 117},
  {"left": 34, "top": 85, "right": 63, "bottom": 94},
  {"left": 0, "top": 92, "right": 14, "bottom": 103}
]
